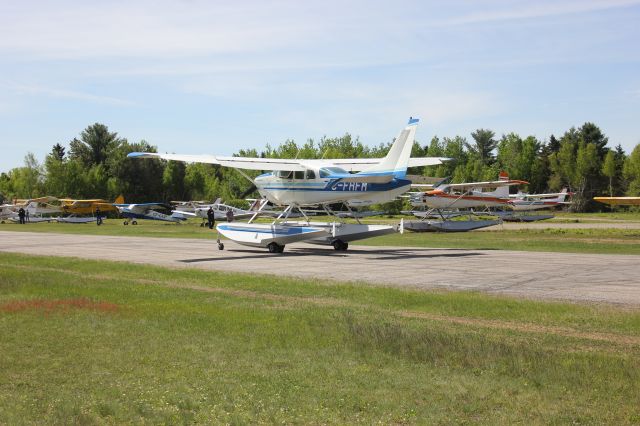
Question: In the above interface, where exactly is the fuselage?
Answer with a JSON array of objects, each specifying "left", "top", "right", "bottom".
[
  {"left": 411, "top": 189, "right": 509, "bottom": 209},
  {"left": 254, "top": 167, "right": 411, "bottom": 206},
  {"left": 117, "top": 206, "right": 184, "bottom": 223}
]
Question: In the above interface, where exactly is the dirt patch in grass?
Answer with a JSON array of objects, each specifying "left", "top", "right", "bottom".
[{"left": 0, "top": 298, "right": 120, "bottom": 314}]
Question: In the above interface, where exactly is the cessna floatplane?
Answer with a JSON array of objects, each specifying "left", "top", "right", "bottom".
[
  {"left": 129, "top": 118, "right": 448, "bottom": 252},
  {"left": 405, "top": 172, "right": 527, "bottom": 231},
  {"left": 508, "top": 188, "right": 572, "bottom": 211}
]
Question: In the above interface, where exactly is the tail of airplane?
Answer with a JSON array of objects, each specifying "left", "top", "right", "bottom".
[
  {"left": 362, "top": 117, "right": 419, "bottom": 179},
  {"left": 491, "top": 172, "right": 510, "bottom": 198},
  {"left": 114, "top": 194, "right": 124, "bottom": 204}
]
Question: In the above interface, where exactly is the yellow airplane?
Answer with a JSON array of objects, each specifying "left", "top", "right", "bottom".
[
  {"left": 593, "top": 197, "right": 640, "bottom": 206},
  {"left": 59, "top": 195, "right": 124, "bottom": 215}
]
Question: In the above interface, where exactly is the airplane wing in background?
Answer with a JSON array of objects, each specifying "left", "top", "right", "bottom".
[
  {"left": 114, "top": 203, "right": 170, "bottom": 214},
  {"left": 594, "top": 197, "right": 640, "bottom": 206},
  {"left": 444, "top": 179, "right": 528, "bottom": 191}
]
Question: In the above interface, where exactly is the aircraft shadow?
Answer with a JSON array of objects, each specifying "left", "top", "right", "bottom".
[{"left": 178, "top": 247, "right": 485, "bottom": 263}]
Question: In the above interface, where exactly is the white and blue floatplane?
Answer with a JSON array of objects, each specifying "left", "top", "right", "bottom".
[{"left": 128, "top": 118, "right": 447, "bottom": 253}]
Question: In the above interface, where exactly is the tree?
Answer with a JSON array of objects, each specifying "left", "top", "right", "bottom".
[
  {"left": 69, "top": 123, "right": 123, "bottom": 169},
  {"left": 162, "top": 161, "right": 186, "bottom": 201},
  {"left": 623, "top": 144, "right": 640, "bottom": 196},
  {"left": 573, "top": 142, "right": 600, "bottom": 211},
  {"left": 467, "top": 129, "right": 497, "bottom": 165},
  {"left": 579, "top": 122, "right": 609, "bottom": 158},
  {"left": 51, "top": 143, "right": 66, "bottom": 161},
  {"left": 602, "top": 150, "right": 616, "bottom": 197}
]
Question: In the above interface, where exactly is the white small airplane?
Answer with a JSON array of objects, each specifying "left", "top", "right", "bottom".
[
  {"left": 113, "top": 202, "right": 188, "bottom": 225},
  {"left": 7, "top": 196, "right": 62, "bottom": 222},
  {"left": 174, "top": 198, "right": 275, "bottom": 222},
  {"left": 129, "top": 118, "right": 448, "bottom": 252},
  {"left": 0, "top": 204, "right": 18, "bottom": 222},
  {"left": 508, "top": 188, "right": 572, "bottom": 211}
]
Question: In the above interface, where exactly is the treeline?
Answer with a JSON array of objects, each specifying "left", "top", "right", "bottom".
[{"left": 1, "top": 122, "right": 639, "bottom": 212}]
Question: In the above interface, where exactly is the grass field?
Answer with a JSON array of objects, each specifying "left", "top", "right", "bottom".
[
  {"left": 1, "top": 252, "right": 639, "bottom": 424},
  {"left": 2, "top": 215, "right": 640, "bottom": 255}
]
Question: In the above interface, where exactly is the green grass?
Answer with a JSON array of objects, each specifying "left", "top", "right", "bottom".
[
  {"left": 3, "top": 216, "right": 640, "bottom": 254},
  {"left": 362, "top": 227, "right": 640, "bottom": 254},
  {"left": 1, "top": 252, "right": 640, "bottom": 424}
]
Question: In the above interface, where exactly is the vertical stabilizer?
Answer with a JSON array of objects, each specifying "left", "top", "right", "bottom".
[{"left": 362, "top": 118, "right": 419, "bottom": 178}]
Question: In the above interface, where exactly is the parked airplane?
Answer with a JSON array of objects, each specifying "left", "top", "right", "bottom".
[
  {"left": 409, "top": 172, "right": 527, "bottom": 210},
  {"left": 128, "top": 118, "right": 448, "bottom": 252},
  {"left": 59, "top": 195, "right": 124, "bottom": 215},
  {"left": 7, "top": 196, "right": 62, "bottom": 222},
  {"left": 0, "top": 204, "right": 17, "bottom": 222},
  {"left": 113, "top": 203, "right": 188, "bottom": 225},
  {"left": 508, "top": 188, "right": 572, "bottom": 211}
]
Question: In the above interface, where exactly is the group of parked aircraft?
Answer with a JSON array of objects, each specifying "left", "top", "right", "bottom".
[{"left": 6, "top": 118, "right": 629, "bottom": 253}]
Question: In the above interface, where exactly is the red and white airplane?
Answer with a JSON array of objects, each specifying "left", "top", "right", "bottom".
[
  {"left": 508, "top": 188, "right": 572, "bottom": 211},
  {"left": 410, "top": 172, "right": 527, "bottom": 210}
]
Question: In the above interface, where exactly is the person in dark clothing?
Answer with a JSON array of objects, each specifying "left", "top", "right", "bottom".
[
  {"left": 226, "top": 209, "right": 234, "bottom": 222},
  {"left": 18, "top": 207, "right": 26, "bottom": 224},
  {"left": 95, "top": 207, "right": 102, "bottom": 226},
  {"left": 207, "top": 207, "right": 215, "bottom": 229}
]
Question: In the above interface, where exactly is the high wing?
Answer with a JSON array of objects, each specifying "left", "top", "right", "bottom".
[
  {"left": 128, "top": 152, "right": 306, "bottom": 171},
  {"left": 114, "top": 203, "right": 170, "bottom": 214},
  {"left": 513, "top": 192, "right": 570, "bottom": 199},
  {"left": 442, "top": 179, "right": 528, "bottom": 191},
  {"left": 127, "top": 152, "right": 448, "bottom": 172}
]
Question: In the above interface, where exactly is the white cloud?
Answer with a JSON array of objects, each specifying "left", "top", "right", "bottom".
[
  {"left": 5, "top": 83, "right": 133, "bottom": 106},
  {"left": 443, "top": 0, "right": 640, "bottom": 25}
]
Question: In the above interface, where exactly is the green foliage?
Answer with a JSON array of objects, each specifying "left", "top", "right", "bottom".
[
  {"left": 0, "top": 122, "right": 635, "bottom": 212},
  {"left": 624, "top": 144, "right": 640, "bottom": 196},
  {"left": 602, "top": 150, "right": 617, "bottom": 197}
]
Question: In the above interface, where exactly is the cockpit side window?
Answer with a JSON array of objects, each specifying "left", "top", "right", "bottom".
[
  {"left": 276, "top": 170, "right": 292, "bottom": 179},
  {"left": 293, "top": 171, "right": 304, "bottom": 180},
  {"left": 319, "top": 168, "right": 330, "bottom": 178},
  {"left": 305, "top": 170, "right": 316, "bottom": 179}
]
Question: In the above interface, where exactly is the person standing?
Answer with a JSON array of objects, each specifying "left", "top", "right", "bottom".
[
  {"left": 95, "top": 206, "right": 102, "bottom": 226},
  {"left": 226, "top": 208, "right": 234, "bottom": 222},
  {"left": 25, "top": 209, "right": 30, "bottom": 222},
  {"left": 207, "top": 207, "right": 215, "bottom": 229},
  {"left": 18, "top": 207, "right": 26, "bottom": 224}
]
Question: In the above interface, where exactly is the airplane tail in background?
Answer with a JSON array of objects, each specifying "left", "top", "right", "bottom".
[
  {"left": 493, "top": 185, "right": 510, "bottom": 199},
  {"left": 114, "top": 195, "right": 125, "bottom": 204},
  {"left": 362, "top": 117, "right": 419, "bottom": 179}
]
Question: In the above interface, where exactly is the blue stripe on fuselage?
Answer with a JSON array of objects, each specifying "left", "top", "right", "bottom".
[{"left": 261, "top": 178, "right": 410, "bottom": 192}]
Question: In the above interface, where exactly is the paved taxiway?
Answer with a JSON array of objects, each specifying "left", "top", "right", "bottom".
[{"left": 1, "top": 231, "right": 639, "bottom": 305}]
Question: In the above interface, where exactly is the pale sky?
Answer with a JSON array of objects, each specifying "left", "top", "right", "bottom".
[{"left": 1, "top": 0, "right": 639, "bottom": 171}]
